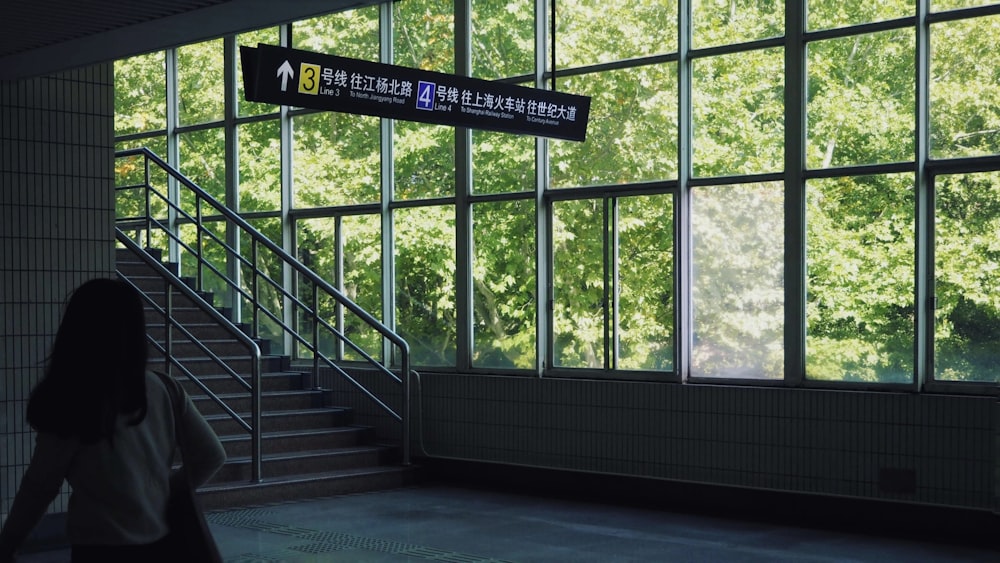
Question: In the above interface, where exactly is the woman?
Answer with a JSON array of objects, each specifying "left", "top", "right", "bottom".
[{"left": 0, "top": 278, "right": 226, "bottom": 562}]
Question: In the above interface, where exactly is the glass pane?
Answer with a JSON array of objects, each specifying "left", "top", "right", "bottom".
[
  {"left": 178, "top": 128, "right": 226, "bottom": 208},
  {"left": 115, "top": 138, "right": 168, "bottom": 221},
  {"left": 297, "top": 215, "right": 383, "bottom": 363},
  {"left": 341, "top": 214, "right": 384, "bottom": 362},
  {"left": 553, "top": 199, "right": 605, "bottom": 369},
  {"left": 551, "top": 64, "right": 678, "bottom": 188},
  {"left": 806, "top": 175, "right": 914, "bottom": 383},
  {"left": 472, "top": 0, "right": 533, "bottom": 80},
  {"left": 178, "top": 219, "right": 229, "bottom": 298},
  {"left": 394, "top": 0, "right": 454, "bottom": 74},
  {"left": 930, "top": 15, "right": 1000, "bottom": 159},
  {"left": 115, "top": 52, "right": 165, "bottom": 135},
  {"left": 177, "top": 38, "right": 224, "bottom": 125},
  {"left": 933, "top": 0, "right": 998, "bottom": 11},
  {"left": 473, "top": 200, "right": 537, "bottom": 369},
  {"left": 556, "top": 0, "right": 678, "bottom": 68},
  {"left": 238, "top": 28, "right": 280, "bottom": 117},
  {"left": 617, "top": 194, "right": 674, "bottom": 371},
  {"left": 395, "top": 206, "right": 457, "bottom": 366},
  {"left": 693, "top": 48, "right": 784, "bottom": 177},
  {"left": 293, "top": 112, "right": 381, "bottom": 207},
  {"left": 694, "top": 0, "right": 784, "bottom": 48},
  {"left": 394, "top": 122, "right": 455, "bottom": 200},
  {"left": 473, "top": 129, "right": 534, "bottom": 195},
  {"left": 807, "top": 0, "right": 913, "bottom": 32},
  {"left": 243, "top": 218, "right": 285, "bottom": 354},
  {"left": 292, "top": 6, "right": 380, "bottom": 61},
  {"left": 692, "top": 183, "right": 784, "bottom": 379},
  {"left": 116, "top": 136, "right": 167, "bottom": 157},
  {"left": 935, "top": 172, "right": 1000, "bottom": 383},
  {"left": 807, "top": 30, "right": 915, "bottom": 169},
  {"left": 238, "top": 120, "right": 281, "bottom": 212}
]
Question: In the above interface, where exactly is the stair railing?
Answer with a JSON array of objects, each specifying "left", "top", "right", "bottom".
[
  {"left": 117, "top": 232, "right": 264, "bottom": 481},
  {"left": 115, "top": 147, "right": 412, "bottom": 464}
]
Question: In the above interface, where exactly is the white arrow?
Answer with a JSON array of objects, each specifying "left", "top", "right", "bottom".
[{"left": 277, "top": 60, "right": 294, "bottom": 92}]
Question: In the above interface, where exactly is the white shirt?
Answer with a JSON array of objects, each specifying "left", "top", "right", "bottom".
[{"left": 0, "top": 371, "right": 226, "bottom": 550}]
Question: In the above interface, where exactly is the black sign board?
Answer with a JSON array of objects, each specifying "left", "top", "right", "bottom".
[{"left": 241, "top": 44, "right": 590, "bottom": 142}]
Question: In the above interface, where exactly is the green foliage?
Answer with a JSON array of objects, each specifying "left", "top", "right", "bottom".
[
  {"left": 114, "top": 52, "right": 166, "bottom": 135},
  {"left": 556, "top": 0, "right": 678, "bottom": 67},
  {"left": 693, "top": 0, "right": 784, "bottom": 47},
  {"left": 930, "top": 15, "right": 1000, "bottom": 158},
  {"left": 807, "top": 0, "right": 912, "bottom": 31},
  {"left": 553, "top": 65, "right": 679, "bottom": 187},
  {"left": 294, "top": 112, "right": 381, "bottom": 207},
  {"left": 473, "top": 199, "right": 537, "bottom": 369},
  {"left": 177, "top": 38, "right": 224, "bottom": 125},
  {"left": 807, "top": 29, "right": 914, "bottom": 168},
  {"left": 935, "top": 172, "right": 1000, "bottom": 382},
  {"left": 472, "top": 0, "right": 534, "bottom": 79},
  {"left": 396, "top": 206, "right": 457, "bottom": 366},
  {"left": 692, "top": 183, "right": 784, "bottom": 378},
  {"left": 806, "top": 175, "right": 915, "bottom": 383},
  {"left": 693, "top": 47, "right": 784, "bottom": 176}
]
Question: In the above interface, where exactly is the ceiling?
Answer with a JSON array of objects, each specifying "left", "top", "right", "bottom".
[{"left": 0, "top": 0, "right": 376, "bottom": 81}]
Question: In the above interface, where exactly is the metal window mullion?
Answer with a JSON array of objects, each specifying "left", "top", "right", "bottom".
[
  {"left": 381, "top": 2, "right": 396, "bottom": 367},
  {"left": 608, "top": 197, "right": 618, "bottom": 371},
  {"left": 224, "top": 35, "right": 241, "bottom": 321},
  {"left": 280, "top": 23, "right": 295, "bottom": 358},
  {"left": 915, "top": 0, "right": 932, "bottom": 389},
  {"left": 676, "top": 0, "right": 692, "bottom": 381},
  {"left": 335, "top": 216, "right": 345, "bottom": 362},
  {"left": 783, "top": 0, "right": 807, "bottom": 386},
  {"left": 455, "top": 0, "right": 473, "bottom": 371},
  {"left": 165, "top": 47, "right": 180, "bottom": 266},
  {"left": 536, "top": 0, "right": 551, "bottom": 377}
]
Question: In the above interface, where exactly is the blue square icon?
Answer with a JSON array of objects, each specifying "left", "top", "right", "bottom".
[{"left": 416, "top": 81, "right": 436, "bottom": 111}]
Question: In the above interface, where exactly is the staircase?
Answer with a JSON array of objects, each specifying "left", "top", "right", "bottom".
[{"left": 116, "top": 245, "right": 419, "bottom": 510}]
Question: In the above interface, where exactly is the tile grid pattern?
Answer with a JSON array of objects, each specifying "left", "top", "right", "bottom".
[
  {"left": 416, "top": 375, "right": 997, "bottom": 511},
  {"left": 0, "top": 63, "right": 115, "bottom": 520}
]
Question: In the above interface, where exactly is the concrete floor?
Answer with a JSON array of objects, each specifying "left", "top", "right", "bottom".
[{"left": 16, "top": 484, "right": 1000, "bottom": 562}]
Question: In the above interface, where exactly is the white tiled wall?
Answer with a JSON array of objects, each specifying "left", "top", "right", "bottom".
[{"left": 0, "top": 63, "right": 115, "bottom": 520}]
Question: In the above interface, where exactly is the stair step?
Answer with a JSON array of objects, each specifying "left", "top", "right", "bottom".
[
  {"left": 148, "top": 306, "right": 231, "bottom": 324},
  {"left": 155, "top": 339, "right": 264, "bottom": 358},
  {"left": 218, "top": 427, "right": 374, "bottom": 458},
  {"left": 210, "top": 446, "right": 391, "bottom": 483},
  {"left": 198, "top": 466, "right": 422, "bottom": 510},
  {"left": 193, "top": 390, "right": 323, "bottom": 415},
  {"left": 204, "top": 408, "right": 353, "bottom": 435},
  {"left": 148, "top": 355, "right": 285, "bottom": 376},
  {"left": 147, "top": 322, "right": 255, "bottom": 342},
  {"left": 118, "top": 244, "right": 415, "bottom": 511},
  {"left": 173, "top": 371, "right": 310, "bottom": 394}
]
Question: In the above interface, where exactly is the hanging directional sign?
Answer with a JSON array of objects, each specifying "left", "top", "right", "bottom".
[{"left": 241, "top": 43, "right": 590, "bottom": 142}]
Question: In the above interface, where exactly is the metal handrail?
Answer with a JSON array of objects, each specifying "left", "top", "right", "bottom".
[
  {"left": 115, "top": 147, "right": 412, "bottom": 464},
  {"left": 116, "top": 232, "right": 263, "bottom": 482}
]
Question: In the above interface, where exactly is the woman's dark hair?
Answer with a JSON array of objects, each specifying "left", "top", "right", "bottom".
[{"left": 26, "top": 278, "right": 149, "bottom": 443}]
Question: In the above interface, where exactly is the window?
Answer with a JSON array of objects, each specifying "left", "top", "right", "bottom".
[
  {"left": 806, "top": 175, "right": 914, "bottom": 383},
  {"left": 112, "top": 2, "right": 1000, "bottom": 389},
  {"left": 473, "top": 200, "right": 537, "bottom": 369},
  {"left": 692, "top": 48, "right": 784, "bottom": 177},
  {"left": 933, "top": 172, "right": 1000, "bottom": 383},
  {"left": 552, "top": 194, "right": 675, "bottom": 372},
  {"left": 691, "top": 183, "right": 784, "bottom": 380}
]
